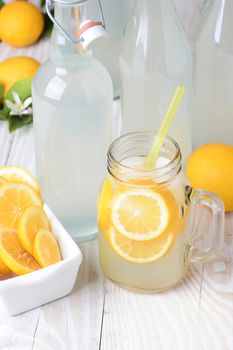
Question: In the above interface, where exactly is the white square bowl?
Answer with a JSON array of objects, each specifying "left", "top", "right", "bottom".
[{"left": 0, "top": 204, "right": 83, "bottom": 316}]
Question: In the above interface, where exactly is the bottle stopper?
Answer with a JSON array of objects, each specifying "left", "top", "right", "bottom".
[{"left": 77, "top": 20, "right": 107, "bottom": 48}]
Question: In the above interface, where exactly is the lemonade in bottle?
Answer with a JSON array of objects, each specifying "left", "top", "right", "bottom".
[
  {"left": 32, "top": 0, "right": 113, "bottom": 242},
  {"left": 97, "top": 132, "right": 224, "bottom": 292},
  {"left": 119, "top": 0, "right": 193, "bottom": 162}
]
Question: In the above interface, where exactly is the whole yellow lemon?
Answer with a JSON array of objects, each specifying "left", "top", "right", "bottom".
[
  {"left": 187, "top": 144, "right": 233, "bottom": 212},
  {"left": 0, "top": 56, "right": 40, "bottom": 95},
  {"left": 0, "top": 1, "right": 44, "bottom": 47}
]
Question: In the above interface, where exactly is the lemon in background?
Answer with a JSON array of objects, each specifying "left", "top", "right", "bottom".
[
  {"left": 0, "top": 56, "right": 40, "bottom": 96},
  {"left": 0, "top": 1, "right": 44, "bottom": 47},
  {"left": 187, "top": 144, "right": 233, "bottom": 212}
]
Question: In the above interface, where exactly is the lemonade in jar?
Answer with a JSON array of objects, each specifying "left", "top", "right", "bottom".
[{"left": 97, "top": 132, "right": 224, "bottom": 292}]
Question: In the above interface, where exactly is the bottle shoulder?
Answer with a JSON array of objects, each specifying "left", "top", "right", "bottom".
[
  {"left": 34, "top": 58, "right": 112, "bottom": 83},
  {"left": 32, "top": 58, "right": 113, "bottom": 104}
]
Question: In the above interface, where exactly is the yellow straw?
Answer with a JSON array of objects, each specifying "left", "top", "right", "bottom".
[{"left": 144, "top": 86, "right": 186, "bottom": 169}]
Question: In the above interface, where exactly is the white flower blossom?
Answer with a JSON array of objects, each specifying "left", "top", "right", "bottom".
[{"left": 5, "top": 92, "right": 32, "bottom": 117}]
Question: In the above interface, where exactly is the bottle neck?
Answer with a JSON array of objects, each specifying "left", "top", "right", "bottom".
[
  {"left": 190, "top": 0, "right": 216, "bottom": 43},
  {"left": 51, "top": 3, "right": 91, "bottom": 66},
  {"left": 134, "top": 0, "right": 174, "bottom": 10},
  {"left": 124, "top": 0, "right": 183, "bottom": 50},
  {"left": 132, "top": 0, "right": 177, "bottom": 19},
  {"left": 193, "top": 0, "right": 233, "bottom": 52}
]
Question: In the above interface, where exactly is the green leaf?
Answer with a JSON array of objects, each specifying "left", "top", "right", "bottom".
[
  {"left": 4, "top": 78, "right": 32, "bottom": 114},
  {"left": 0, "top": 110, "right": 8, "bottom": 121},
  {"left": 9, "top": 114, "right": 33, "bottom": 133},
  {"left": 41, "top": 13, "right": 53, "bottom": 38},
  {"left": 0, "top": 85, "right": 4, "bottom": 103},
  {"left": 5, "top": 78, "right": 32, "bottom": 101},
  {"left": 0, "top": 0, "right": 5, "bottom": 9}
]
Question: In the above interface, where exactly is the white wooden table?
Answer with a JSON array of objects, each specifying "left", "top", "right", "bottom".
[{"left": 0, "top": 4, "right": 233, "bottom": 348}]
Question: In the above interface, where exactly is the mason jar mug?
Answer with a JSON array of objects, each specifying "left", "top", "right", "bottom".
[{"left": 97, "top": 132, "right": 224, "bottom": 292}]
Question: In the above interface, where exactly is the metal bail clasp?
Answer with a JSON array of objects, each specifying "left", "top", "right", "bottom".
[{"left": 45, "top": 0, "right": 106, "bottom": 44}]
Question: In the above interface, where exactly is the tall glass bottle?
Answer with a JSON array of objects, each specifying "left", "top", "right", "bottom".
[
  {"left": 32, "top": 0, "right": 113, "bottom": 242},
  {"left": 192, "top": 0, "right": 233, "bottom": 148},
  {"left": 120, "top": 0, "right": 193, "bottom": 162}
]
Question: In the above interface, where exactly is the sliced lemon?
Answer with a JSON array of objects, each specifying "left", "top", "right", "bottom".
[
  {"left": 0, "top": 254, "right": 11, "bottom": 273},
  {"left": 18, "top": 205, "right": 51, "bottom": 255},
  {"left": 156, "top": 187, "right": 184, "bottom": 238},
  {"left": 0, "top": 166, "right": 40, "bottom": 193},
  {"left": 109, "top": 227, "right": 175, "bottom": 264},
  {"left": 97, "top": 178, "right": 112, "bottom": 232},
  {"left": 111, "top": 190, "right": 169, "bottom": 241},
  {"left": 34, "top": 229, "right": 61, "bottom": 267},
  {"left": 0, "top": 183, "right": 42, "bottom": 230},
  {"left": 0, "top": 229, "right": 40, "bottom": 275}
]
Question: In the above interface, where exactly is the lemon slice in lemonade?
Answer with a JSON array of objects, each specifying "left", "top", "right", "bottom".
[
  {"left": 97, "top": 178, "right": 112, "bottom": 231},
  {"left": 112, "top": 190, "right": 169, "bottom": 241},
  {"left": 109, "top": 227, "right": 174, "bottom": 264}
]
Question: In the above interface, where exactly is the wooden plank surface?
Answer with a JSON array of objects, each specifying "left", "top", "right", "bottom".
[
  {"left": 0, "top": 2, "right": 233, "bottom": 349},
  {"left": 31, "top": 241, "right": 105, "bottom": 350},
  {"left": 199, "top": 214, "right": 233, "bottom": 350},
  {"left": 101, "top": 265, "right": 204, "bottom": 350}
]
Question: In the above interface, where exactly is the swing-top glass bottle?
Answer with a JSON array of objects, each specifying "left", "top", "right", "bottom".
[
  {"left": 120, "top": 0, "right": 193, "bottom": 162},
  {"left": 32, "top": 0, "right": 113, "bottom": 242}
]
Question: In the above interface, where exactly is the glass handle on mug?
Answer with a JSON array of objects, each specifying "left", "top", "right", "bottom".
[{"left": 188, "top": 188, "right": 225, "bottom": 263}]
